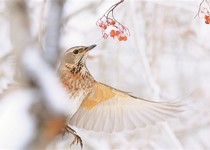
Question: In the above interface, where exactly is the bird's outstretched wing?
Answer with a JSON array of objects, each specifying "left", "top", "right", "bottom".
[{"left": 69, "top": 83, "right": 184, "bottom": 133}]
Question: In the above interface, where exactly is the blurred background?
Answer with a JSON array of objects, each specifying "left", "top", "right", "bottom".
[{"left": 0, "top": 0, "right": 210, "bottom": 149}]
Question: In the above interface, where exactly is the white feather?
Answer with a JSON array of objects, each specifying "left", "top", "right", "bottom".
[{"left": 69, "top": 85, "right": 184, "bottom": 133}]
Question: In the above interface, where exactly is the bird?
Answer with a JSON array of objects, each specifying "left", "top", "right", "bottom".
[{"left": 58, "top": 44, "right": 184, "bottom": 148}]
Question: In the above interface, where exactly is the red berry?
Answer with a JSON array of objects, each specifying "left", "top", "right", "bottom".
[
  {"left": 115, "top": 31, "right": 120, "bottom": 36},
  {"left": 205, "top": 19, "right": 210, "bottom": 24},
  {"left": 102, "top": 24, "right": 107, "bottom": 30},
  {"left": 99, "top": 23, "right": 107, "bottom": 30},
  {"left": 122, "top": 36, "right": 127, "bottom": 41},
  {"left": 110, "top": 30, "right": 116, "bottom": 37},
  {"left": 204, "top": 15, "right": 209, "bottom": 20},
  {"left": 110, "top": 20, "right": 116, "bottom": 25},
  {"left": 118, "top": 36, "right": 123, "bottom": 41}
]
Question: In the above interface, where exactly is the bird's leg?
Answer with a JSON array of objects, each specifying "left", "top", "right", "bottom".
[{"left": 64, "top": 125, "right": 83, "bottom": 149}]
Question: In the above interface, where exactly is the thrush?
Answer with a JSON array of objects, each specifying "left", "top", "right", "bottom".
[{"left": 58, "top": 45, "right": 183, "bottom": 148}]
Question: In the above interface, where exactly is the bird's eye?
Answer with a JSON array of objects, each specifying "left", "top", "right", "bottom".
[{"left": 73, "top": 50, "right": 79, "bottom": 55}]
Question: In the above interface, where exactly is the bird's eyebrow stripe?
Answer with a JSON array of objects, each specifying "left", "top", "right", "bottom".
[
  {"left": 64, "top": 48, "right": 84, "bottom": 55},
  {"left": 77, "top": 48, "right": 83, "bottom": 52}
]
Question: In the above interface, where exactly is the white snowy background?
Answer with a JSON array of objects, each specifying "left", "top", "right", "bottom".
[{"left": 0, "top": 0, "right": 210, "bottom": 149}]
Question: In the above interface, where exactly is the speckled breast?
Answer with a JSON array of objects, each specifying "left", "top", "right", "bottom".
[{"left": 59, "top": 67, "right": 95, "bottom": 98}]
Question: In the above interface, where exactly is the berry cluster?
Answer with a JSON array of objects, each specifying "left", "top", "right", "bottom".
[
  {"left": 96, "top": 0, "right": 130, "bottom": 41},
  {"left": 204, "top": 14, "right": 210, "bottom": 24},
  {"left": 196, "top": 0, "right": 210, "bottom": 24},
  {"left": 97, "top": 18, "right": 129, "bottom": 41}
]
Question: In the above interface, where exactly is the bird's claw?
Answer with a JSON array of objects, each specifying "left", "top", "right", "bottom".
[
  {"left": 64, "top": 125, "right": 83, "bottom": 149},
  {"left": 70, "top": 133, "right": 83, "bottom": 149}
]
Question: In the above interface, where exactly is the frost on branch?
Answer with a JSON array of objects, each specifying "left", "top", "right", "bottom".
[{"left": 96, "top": 0, "right": 130, "bottom": 41}]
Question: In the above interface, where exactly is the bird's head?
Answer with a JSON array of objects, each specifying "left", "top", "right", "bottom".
[{"left": 63, "top": 44, "right": 97, "bottom": 65}]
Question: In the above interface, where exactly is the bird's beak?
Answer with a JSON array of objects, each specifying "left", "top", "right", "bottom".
[{"left": 85, "top": 44, "right": 97, "bottom": 52}]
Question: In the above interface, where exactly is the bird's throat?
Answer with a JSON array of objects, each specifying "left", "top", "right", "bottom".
[
  {"left": 66, "top": 64, "right": 90, "bottom": 79},
  {"left": 65, "top": 63, "right": 85, "bottom": 76}
]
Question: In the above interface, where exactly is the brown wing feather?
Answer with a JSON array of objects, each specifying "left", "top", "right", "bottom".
[
  {"left": 69, "top": 83, "right": 184, "bottom": 133},
  {"left": 80, "top": 83, "right": 117, "bottom": 110}
]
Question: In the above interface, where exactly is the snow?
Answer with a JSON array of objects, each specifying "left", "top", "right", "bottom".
[
  {"left": 22, "top": 47, "right": 72, "bottom": 114},
  {"left": 0, "top": 89, "right": 36, "bottom": 149}
]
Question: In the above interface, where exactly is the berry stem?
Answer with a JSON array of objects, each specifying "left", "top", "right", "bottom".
[{"left": 105, "top": 0, "right": 124, "bottom": 17}]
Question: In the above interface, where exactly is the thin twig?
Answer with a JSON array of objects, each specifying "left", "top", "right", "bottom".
[{"left": 195, "top": 0, "right": 205, "bottom": 18}]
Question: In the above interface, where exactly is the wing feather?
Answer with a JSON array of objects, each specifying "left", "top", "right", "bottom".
[
  {"left": 84, "top": 106, "right": 96, "bottom": 130},
  {"left": 69, "top": 83, "right": 184, "bottom": 133}
]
